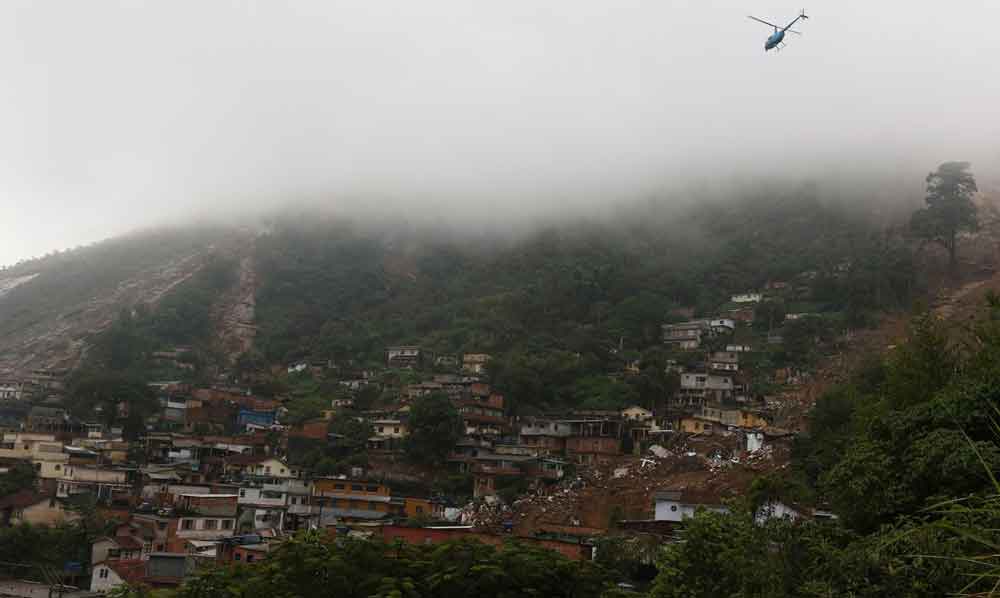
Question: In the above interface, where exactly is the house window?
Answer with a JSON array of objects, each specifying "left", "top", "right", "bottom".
[
  {"left": 239, "top": 489, "right": 246, "bottom": 497},
  {"left": 378, "top": 427, "right": 384, "bottom": 433},
  {"left": 393, "top": 427, "right": 400, "bottom": 434},
  {"left": 182, "top": 519, "right": 193, "bottom": 530},
  {"left": 246, "top": 554, "right": 255, "bottom": 563},
  {"left": 416, "top": 506, "right": 424, "bottom": 515},
  {"left": 54, "top": 464, "right": 61, "bottom": 471},
  {"left": 265, "top": 466, "right": 271, "bottom": 474},
  {"left": 108, "top": 549, "right": 121, "bottom": 559},
  {"left": 280, "top": 469, "right": 286, "bottom": 475},
  {"left": 222, "top": 520, "right": 233, "bottom": 530},
  {"left": 366, "top": 485, "right": 378, "bottom": 492},
  {"left": 670, "top": 505, "right": 678, "bottom": 512},
  {"left": 334, "top": 484, "right": 344, "bottom": 490},
  {"left": 100, "top": 568, "right": 109, "bottom": 579},
  {"left": 157, "top": 522, "right": 167, "bottom": 530},
  {"left": 155, "top": 544, "right": 164, "bottom": 552},
  {"left": 368, "top": 501, "right": 377, "bottom": 510},
  {"left": 351, "top": 484, "right": 362, "bottom": 492},
  {"left": 234, "top": 553, "right": 241, "bottom": 561},
  {"left": 204, "top": 519, "right": 218, "bottom": 530}
]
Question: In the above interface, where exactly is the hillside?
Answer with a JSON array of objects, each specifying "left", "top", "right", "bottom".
[
  {"left": 0, "top": 227, "right": 240, "bottom": 375},
  {"left": 0, "top": 185, "right": 923, "bottom": 406},
  {"left": 253, "top": 188, "right": 917, "bottom": 365}
]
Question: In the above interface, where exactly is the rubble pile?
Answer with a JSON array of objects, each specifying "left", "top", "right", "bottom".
[{"left": 457, "top": 498, "right": 511, "bottom": 530}]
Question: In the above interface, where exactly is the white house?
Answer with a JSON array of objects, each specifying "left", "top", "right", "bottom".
[
  {"left": 90, "top": 560, "right": 146, "bottom": 593},
  {"left": 225, "top": 456, "right": 296, "bottom": 480},
  {"left": 654, "top": 490, "right": 729, "bottom": 522},
  {"left": 0, "top": 381, "right": 23, "bottom": 401},
  {"left": 730, "top": 293, "right": 762, "bottom": 304},
  {"left": 678, "top": 373, "right": 734, "bottom": 405},
  {"left": 755, "top": 501, "right": 803, "bottom": 525},
  {"left": 708, "top": 318, "right": 736, "bottom": 332},
  {"left": 746, "top": 431, "right": 765, "bottom": 453}
]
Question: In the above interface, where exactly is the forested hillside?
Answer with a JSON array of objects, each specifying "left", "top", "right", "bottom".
[{"left": 252, "top": 187, "right": 917, "bottom": 410}]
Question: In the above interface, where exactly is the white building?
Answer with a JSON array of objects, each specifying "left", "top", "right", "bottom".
[
  {"left": 755, "top": 501, "right": 803, "bottom": 525},
  {"left": 678, "top": 373, "right": 734, "bottom": 405},
  {"left": 90, "top": 560, "right": 145, "bottom": 593},
  {"left": 730, "top": 293, "right": 762, "bottom": 303},
  {"left": 654, "top": 490, "right": 729, "bottom": 522},
  {"left": 0, "top": 381, "right": 23, "bottom": 401}
]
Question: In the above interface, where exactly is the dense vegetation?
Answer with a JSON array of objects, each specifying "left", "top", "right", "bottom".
[
  {"left": 170, "top": 532, "right": 612, "bottom": 598},
  {"left": 645, "top": 299, "right": 1000, "bottom": 597},
  {"left": 80, "top": 254, "right": 238, "bottom": 378},
  {"left": 253, "top": 188, "right": 917, "bottom": 413}
]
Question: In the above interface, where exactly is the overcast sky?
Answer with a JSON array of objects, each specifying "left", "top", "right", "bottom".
[{"left": 2, "top": 0, "right": 999, "bottom": 265}]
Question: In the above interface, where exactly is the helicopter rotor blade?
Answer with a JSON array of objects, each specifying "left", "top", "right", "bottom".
[{"left": 747, "top": 15, "right": 781, "bottom": 29}]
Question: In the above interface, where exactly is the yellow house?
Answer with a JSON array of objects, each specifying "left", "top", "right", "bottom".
[
  {"left": 678, "top": 416, "right": 718, "bottom": 435},
  {"left": 0, "top": 490, "right": 81, "bottom": 526}
]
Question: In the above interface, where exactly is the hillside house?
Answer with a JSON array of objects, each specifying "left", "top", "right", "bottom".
[
  {"left": 708, "top": 351, "right": 739, "bottom": 373},
  {"left": 730, "top": 293, "right": 762, "bottom": 303},
  {"left": 456, "top": 393, "right": 505, "bottom": 439},
  {"left": 91, "top": 559, "right": 147, "bottom": 593},
  {"left": 662, "top": 321, "right": 711, "bottom": 350},
  {"left": 677, "top": 415, "right": 719, "bottom": 435},
  {"left": 91, "top": 535, "right": 143, "bottom": 564},
  {"left": 372, "top": 418, "right": 407, "bottom": 438},
  {"left": 401, "top": 381, "right": 443, "bottom": 401},
  {"left": 435, "top": 354, "right": 460, "bottom": 369},
  {"left": 0, "top": 432, "right": 69, "bottom": 476},
  {"left": 462, "top": 353, "right": 491, "bottom": 375},
  {"left": 386, "top": 346, "right": 422, "bottom": 369},
  {"left": 564, "top": 417, "right": 623, "bottom": 465},
  {"left": 654, "top": 490, "right": 729, "bottom": 522},
  {"left": 175, "top": 494, "right": 237, "bottom": 543},
  {"left": 0, "top": 490, "right": 80, "bottom": 526},
  {"left": 0, "top": 381, "right": 23, "bottom": 401},
  {"left": 54, "top": 465, "right": 132, "bottom": 504},
  {"left": 223, "top": 456, "right": 296, "bottom": 481},
  {"left": 755, "top": 500, "right": 803, "bottom": 524},
  {"left": 678, "top": 373, "right": 734, "bottom": 406},
  {"left": 311, "top": 479, "right": 398, "bottom": 522},
  {"left": 708, "top": 318, "right": 736, "bottom": 333},
  {"left": 518, "top": 419, "right": 572, "bottom": 455},
  {"left": 621, "top": 406, "right": 653, "bottom": 422}
]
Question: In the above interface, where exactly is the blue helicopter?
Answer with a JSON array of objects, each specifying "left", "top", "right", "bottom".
[{"left": 749, "top": 9, "right": 809, "bottom": 52}]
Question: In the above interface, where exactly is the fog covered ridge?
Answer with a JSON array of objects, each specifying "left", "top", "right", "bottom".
[{"left": 2, "top": 0, "right": 999, "bottom": 264}]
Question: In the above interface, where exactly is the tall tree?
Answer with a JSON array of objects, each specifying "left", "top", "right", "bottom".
[
  {"left": 405, "top": 393, "right": 462, "bottom": 464},
  {"left": 910, "top": 161, "right": 978, "bottom": 272}
]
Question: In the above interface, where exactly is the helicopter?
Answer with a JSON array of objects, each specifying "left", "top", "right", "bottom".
[{"left": 749, "top": 9, "right": 809, "bottom": 52}]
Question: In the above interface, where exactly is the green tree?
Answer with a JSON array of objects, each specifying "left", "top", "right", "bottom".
[
  {"left": 405, "top": 393, "right": 462, "bottom": 464},
  {"left": 0, "top": 462, "right": 37, "bottom": 497},
  {"left": 910, "top": 161, "right": 978, "bottom": 271},
  {"left": 68, "top": 371, "right": 158, "bottom": 440}
]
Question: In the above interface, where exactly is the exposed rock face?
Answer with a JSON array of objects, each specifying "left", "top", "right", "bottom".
[
  {"left": 212, "top": 237, "right": 258, "bottom": 365},
  {"left": 0, "top": 251, "right": 209, "bottom": 374}
]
